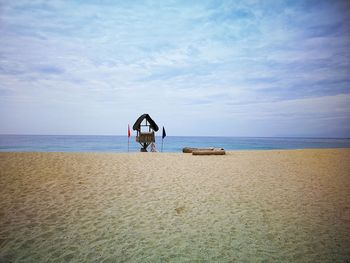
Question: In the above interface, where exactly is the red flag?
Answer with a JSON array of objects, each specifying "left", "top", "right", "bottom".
[{"left": 128, "top": 124, "right": 131, "bottom": 137}]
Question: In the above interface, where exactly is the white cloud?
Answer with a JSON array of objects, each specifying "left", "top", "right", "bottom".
[{"left": 0, "top": 0, "right": 349, "bottom": 136}]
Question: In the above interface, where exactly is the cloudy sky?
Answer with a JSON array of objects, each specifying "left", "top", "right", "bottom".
[{"left": 1, "top": 0, "right": 350, "bottom": 137}]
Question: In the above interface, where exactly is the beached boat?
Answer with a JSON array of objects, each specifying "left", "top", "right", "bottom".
[{"left": 183, "top": 147, "right": 226, "bottom": 155}]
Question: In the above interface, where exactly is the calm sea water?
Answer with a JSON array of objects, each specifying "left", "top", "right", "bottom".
[{"left": 0, "top": 135, "right": 349, "bottom": 152}]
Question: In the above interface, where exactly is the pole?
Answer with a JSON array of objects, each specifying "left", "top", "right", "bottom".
[
  {"left": 161, "top": 138, "right": 164, "bottom": 152},
  {"left": 128, "top": 136, "right": 130, "bottom": 152}
]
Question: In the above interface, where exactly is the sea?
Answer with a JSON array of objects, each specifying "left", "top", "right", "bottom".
[{"left": 0, "top": 134, "right": 350, "bottom": 152}]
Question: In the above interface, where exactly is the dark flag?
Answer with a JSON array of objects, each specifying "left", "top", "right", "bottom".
[
  {"left": 161, "top": 126, "right": 166, "bottom": 152},
  {"left": 162, "top": 126, "right": 166, "bottom": 139}
]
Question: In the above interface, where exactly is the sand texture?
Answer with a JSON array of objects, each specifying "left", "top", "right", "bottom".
[{"left": 1, "top": 149, "right": 350, "bottom": 262}]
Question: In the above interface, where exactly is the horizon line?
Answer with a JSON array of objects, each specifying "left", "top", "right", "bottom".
[{"left": 0, "top": 134, "right": 349, "bottom": 140}]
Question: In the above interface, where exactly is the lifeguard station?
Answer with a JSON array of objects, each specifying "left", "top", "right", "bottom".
[{"left": 133, "top": 114, "right": 159, "bottom": 152}]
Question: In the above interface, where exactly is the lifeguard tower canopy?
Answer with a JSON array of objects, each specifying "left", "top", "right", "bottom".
[
  {"left": 133, "top": 114, "right": 159, "bottom": 152},
  {"left": 133, "top": 114, "right": 159, "bottom": 132}
]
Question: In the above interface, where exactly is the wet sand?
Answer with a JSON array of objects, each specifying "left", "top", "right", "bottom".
[{"left": 1, "top": 149, "right": 350, "bottom": 262}]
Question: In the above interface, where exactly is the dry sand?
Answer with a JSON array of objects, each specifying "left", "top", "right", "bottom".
[{"left": 0, "top": 149, "right": 350, "bottom": 262}]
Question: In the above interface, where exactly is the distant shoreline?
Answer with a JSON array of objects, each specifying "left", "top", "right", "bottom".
[{"left": 1, "top": 147, "right": 350, "bottom": 154}]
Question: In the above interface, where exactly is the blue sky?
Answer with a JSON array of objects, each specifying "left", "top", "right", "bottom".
[{"left": 0, "top": 0, "right": 349, "bottom": 137}]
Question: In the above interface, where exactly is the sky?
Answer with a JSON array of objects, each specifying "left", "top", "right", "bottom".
[{"left": 0, "top": 0, "right": 350, "bottom": 137}]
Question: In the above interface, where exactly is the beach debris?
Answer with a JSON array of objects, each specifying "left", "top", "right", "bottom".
[
  {"left": 175, "top": 206, "right": 185, "bottom": 214},
  {"left": 133, "top": 114, "right": 159, "bottom": 152},
  {"left": 182, "top": 147, "right": 226, "bottom": 155}
]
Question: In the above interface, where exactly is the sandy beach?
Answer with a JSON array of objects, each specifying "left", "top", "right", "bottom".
[{"left": 0, "top": 149, "right": 349, "bottom": 262}]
